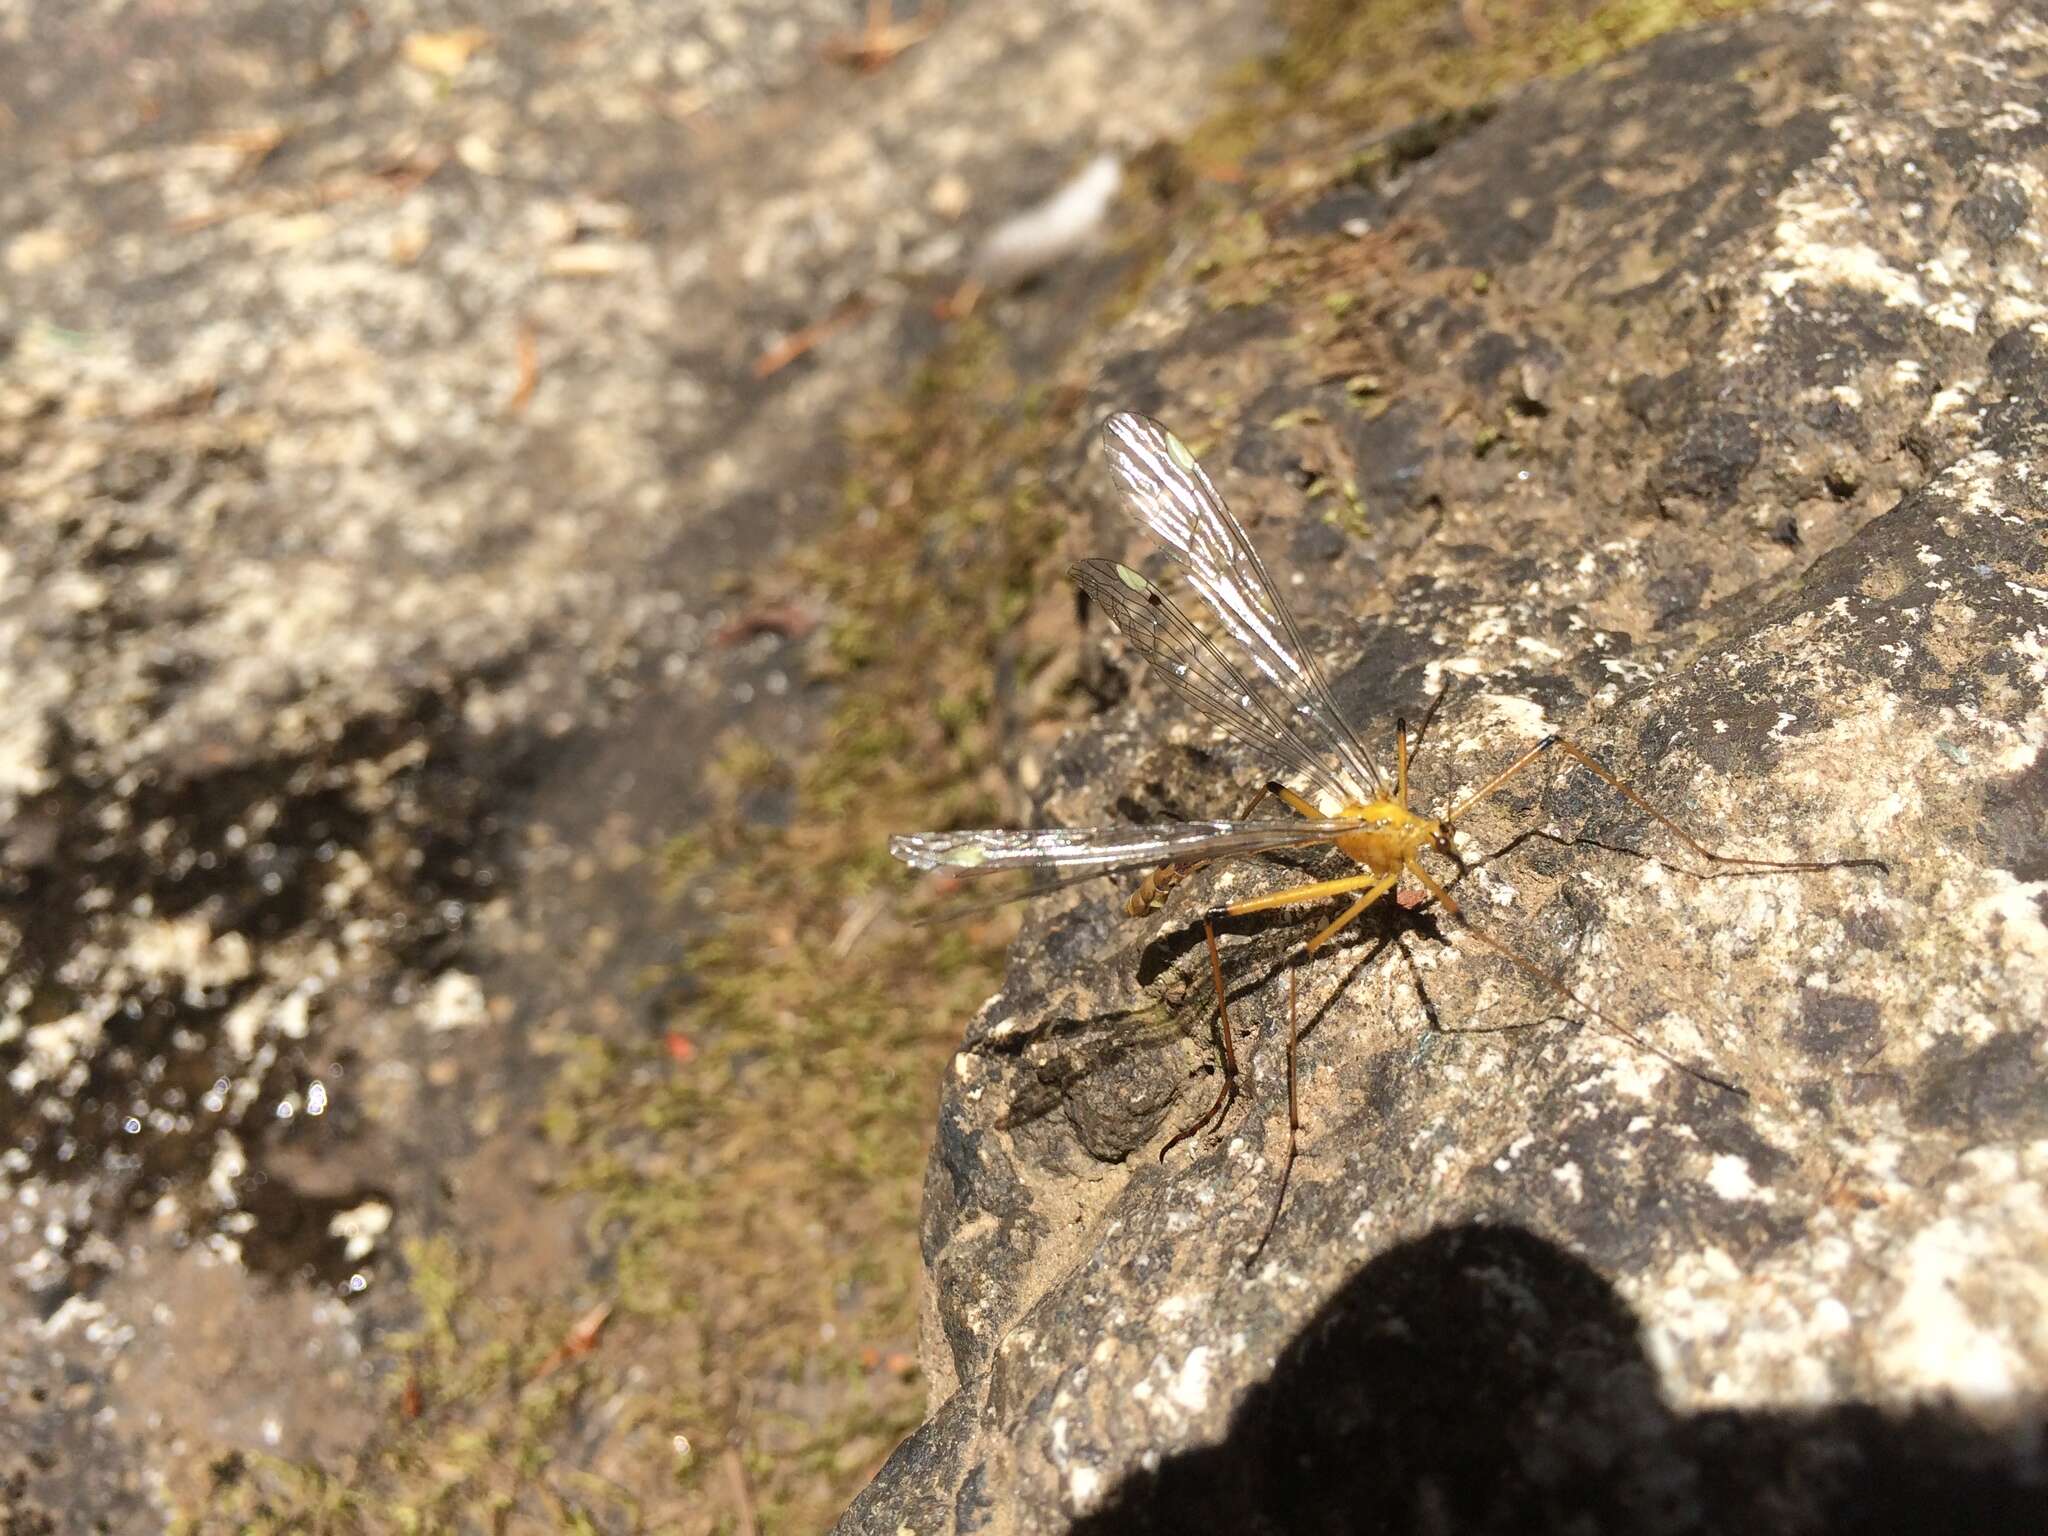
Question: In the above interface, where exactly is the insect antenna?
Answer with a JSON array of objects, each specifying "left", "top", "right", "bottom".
[
  {"left": 1409, "top": 859, "right": 1749, "bottom": 1098},
  {"left": 1454, "top": 910, "right": 1745, "bottom": 1095},
  {"left": 1417, "top": 729, "right": 1887, "bottom": 1090},
  {"left": 1442, "top": 733, "right": 1888, "bottom": 879},
  {"left": 1403, "top": 684, "right": 1456, "bottom": 774}
]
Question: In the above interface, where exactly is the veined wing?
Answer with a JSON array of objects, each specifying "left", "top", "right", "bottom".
[
  {"left": 891, "top": 818, "right": 1357, "bottom": 879},
  {"left": 1100, "top": 411, "right": 1386, "bottom": 800},
  {"left": 1071, "top": 558, "right": 1354, "bottom": 808}
]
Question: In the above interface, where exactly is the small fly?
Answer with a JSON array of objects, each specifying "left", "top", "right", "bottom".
[{"left": 893, "top": 411, "right": 1875, "bottom": 1259}]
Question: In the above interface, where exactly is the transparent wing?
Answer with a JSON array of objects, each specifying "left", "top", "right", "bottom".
[
  {"left": 1100, "top": 411, "right": 1385, "bottom": 799},
  {"left": 1071, "top": 558, "right": 1353, "bottom": 807},
  {"left": 891, "top": 818, "right": 1357, "bottom": 879}
]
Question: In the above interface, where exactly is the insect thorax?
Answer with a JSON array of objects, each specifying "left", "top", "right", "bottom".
[{"left": 1334, "top": 800, "right": 1437, "bottom": 876}]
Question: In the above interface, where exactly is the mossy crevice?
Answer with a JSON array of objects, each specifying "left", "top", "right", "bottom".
[{"left": 550, "top": 323, "right": 1079, "bottom": 1526}]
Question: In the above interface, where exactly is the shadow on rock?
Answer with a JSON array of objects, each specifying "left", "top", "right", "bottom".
[{"left": 1073, "top": 1224, "right": 2042, "bottom": 1536}]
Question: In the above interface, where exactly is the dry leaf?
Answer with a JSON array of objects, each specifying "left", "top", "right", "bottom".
[
  {"left": 403, "top": 27, "right": 490, "bottom": 78},
  {"left": 544, "top": 243, "right": 636, "bottom": 278},
  {"left": 530, "top": 1300, "right": 615, "bottom": 1382},
  {"left": 508, "top": 321, "right": 539, "bottom": 415}
]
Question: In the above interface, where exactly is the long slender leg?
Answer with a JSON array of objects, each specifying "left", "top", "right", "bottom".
[
  {"left": 1162, "top": 866, "right": 1385, "bottom": 1156},
  {"left": 1396, "top": 717, "right": 1411, "bottom": 808},
  {"left": 1151, "top": 778, "right": 1333, "bottom": 1150},
  {"left": 1264, "top": 781, "right": 1327, "bottom": 821},
  {"left": 1163, "top": 869, "right": 1395, "bottom": 1167},
  {"left": 1246, "top": 871, "right": 1403, "bottom": 1265},
  {"left": 1403, "top": 857, "right": 1744, "bottom": 1095},
  {"left": 1217, "top": 869, "right": 1394, "bottom": 920},
  {"left": 1161, "top": 917, "right": 1242, "bottom": 1159},
  {"left": 1230, "top": 781, "right": 1283, "bottom": 821},
  {"left": 1444, "top": 734, "right": 1884, "bottom": 875}
]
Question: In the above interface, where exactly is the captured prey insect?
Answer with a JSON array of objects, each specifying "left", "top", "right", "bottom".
[{"left": 892, "top": 411, "right": 1869, "bottom": 1259}]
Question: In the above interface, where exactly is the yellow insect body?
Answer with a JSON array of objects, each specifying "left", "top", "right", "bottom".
[{"left": 1331, "top": 800, "right": 1444, "bottom": 878}]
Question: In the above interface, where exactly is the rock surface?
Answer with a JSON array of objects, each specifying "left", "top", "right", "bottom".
[
  {"left": 844, "top": 1, "right": 2048, "bottom": 1530},
  {"left": 0, "top": 0, "right": 1271, "bottom": 1526}
]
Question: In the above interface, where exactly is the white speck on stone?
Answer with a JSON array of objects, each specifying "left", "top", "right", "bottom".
[
  {"left": 1552, "top": 1161, "right": 1584, "bottom": 1202},
  {"left": 1068, "top": 1463, "right": 1102, "bottom": 1511},
  {"left": 0, "top": 708, "right": 53, "bottom": 805},
  {"left": 1706, "top": 1154, "right": 1759, "bottom": 1201},
  {"left": 39, "top": 1294, "right": 105, "bottom": 1339},
  {"left": 328, "top": 1199, "right": 393, "bottom": 1262},
  {"left": 276, "top": 985, "right": 315, "bottom": 1039},
  {"left": 1762, "top": 231, "right": 1925, "bottom": 308},
  {"left": 206, "top": 1135, "right": 247, "bottom": 1208},
  {"left": 1879, "top": 1217, "right": 2032, "bottom": 1406},
  {"left": 130, "top": 916, "right": 256, "bottom": 997},
  {"left": 1971, "top": 872, "right": 2048, "bottom": 965},
  {"left": 1927, "top": 297, "right": 1978, "bottom": 334},
  {"left": 420, "top": 970, "right": 488, "bottom": 1032},
  {"left": 1471, "top": 866, "right": 1519, "bottom": 908},
  {"left": 1597, "top": 1050, "right": 1670, "bottom": 1101},
  {"left": 1167, "top": 1345, "right": 1214, "bottom": 1414},
  {"left": 13, "top": 1008, "right": 107, "bottom": 1091},
  {"left": 1480, "top": 692, "right": 1552, "bottom": 736}
]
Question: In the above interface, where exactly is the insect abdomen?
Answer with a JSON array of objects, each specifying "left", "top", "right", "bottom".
[{"left": 1128, "top": 863, "right": 1187, "bottom": 916}]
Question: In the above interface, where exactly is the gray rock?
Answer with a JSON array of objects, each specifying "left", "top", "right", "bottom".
[
  {"left": 845, "top": 1, "right": 2048, "bottom": 1530},
  {"left": 0, "top": 0, "right": 1274, "bottom": 1524}
]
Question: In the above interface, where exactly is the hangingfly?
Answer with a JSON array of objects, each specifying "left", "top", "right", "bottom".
[{"left": 892, "top": 411, "right": 1869, "bottom": 1260}]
